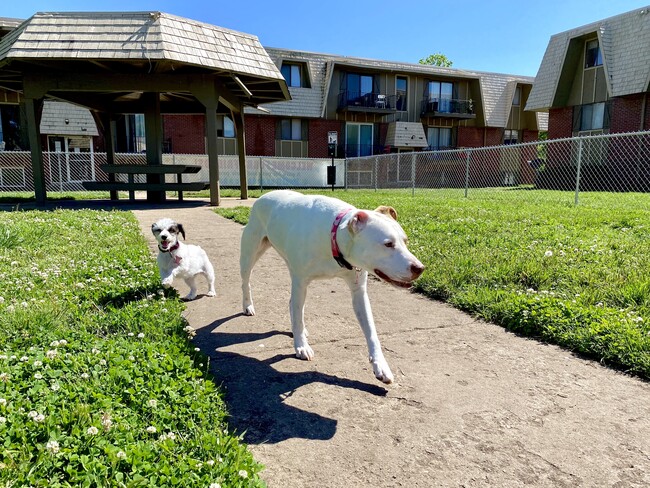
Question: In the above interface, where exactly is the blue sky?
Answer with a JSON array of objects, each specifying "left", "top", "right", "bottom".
[{"left": 3, "top": 0, "right": 649, "bottom": 77}]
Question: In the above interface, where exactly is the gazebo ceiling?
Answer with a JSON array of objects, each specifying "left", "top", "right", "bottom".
[{"left": 0, "top": 11, "right": 290, "bottom": 113}]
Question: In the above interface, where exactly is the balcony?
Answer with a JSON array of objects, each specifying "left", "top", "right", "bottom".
[
  {"left": 338, "top": 91, "right": 397, "bottom": 114},
  {"left": 420, "top": 98, "right": 475, "bottom": 119}
]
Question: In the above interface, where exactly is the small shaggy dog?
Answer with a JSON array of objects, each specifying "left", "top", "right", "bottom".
[{"left": 151, "top": 218, "right": 216, "bottom": 300}]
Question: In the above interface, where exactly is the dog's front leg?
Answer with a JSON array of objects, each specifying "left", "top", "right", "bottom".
[
  {"left": 345, "top": 272, "right": 394, "bottom": 384},
  {"left": 290, "top": 276, "right": 314, "bottom": 360},
  {"left": 160, "top": 268, "right": 175, "bottom": 288}
]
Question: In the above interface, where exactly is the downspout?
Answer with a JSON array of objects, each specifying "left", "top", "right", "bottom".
[{"left": 640, "top": 92, "right": 647, "bottom": 131}]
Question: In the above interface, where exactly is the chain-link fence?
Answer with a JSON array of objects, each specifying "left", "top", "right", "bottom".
[
  {"left": 1, "top": 130, "right": 649, "bottom": 204},
  {"left": 347, "top": 130, "right": 650, "bottom": 204}
]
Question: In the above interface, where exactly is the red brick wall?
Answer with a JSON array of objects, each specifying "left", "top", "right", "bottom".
[
  {"left": 308, "top": 119, "right": 344, "bottom": 158},
  {"left": 610, "top": 95, "right": 644, "bottom": 133},
  {"left": 245, "top": 116, "right": 276, "bottom": 156},
  {"left": 163, "top": 115, "right": 205, "bottom": 154},
  {"left": 457, "top": 127, "right": 483, "bottom": 148},
  {"left": 548, "top": 107, "right": 573, "bottom": 139}
]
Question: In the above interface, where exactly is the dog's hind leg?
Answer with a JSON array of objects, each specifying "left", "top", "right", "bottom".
[
  {"left": 290, "top": 276, "right": 314, "bottom": 360},
  {"left": 204, "top": 261, "right": 216, "bottom": 297},
  {"left": 344, "top": 271, "right": 394, "bottom": 384},
  {"left": 183, "top": 275, "right": 198, "bottom": 301},
  {"left": 240, "top": 221, "right": 271, "bottom": 316}
]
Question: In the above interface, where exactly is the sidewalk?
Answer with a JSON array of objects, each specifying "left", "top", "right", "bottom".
[{"left": 132, "top": 198, "right": 650, "bottom": 488}]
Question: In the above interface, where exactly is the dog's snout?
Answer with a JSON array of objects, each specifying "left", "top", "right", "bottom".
[{"left": 410, "top": 262, "right": 425, "bottom": 278}]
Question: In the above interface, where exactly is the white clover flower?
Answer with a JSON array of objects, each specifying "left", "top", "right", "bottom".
[
  {"left": 101, "top": 418, "right": 113, "bottom": 431},
  {"left": 50, "top": 383, "right": 60, "bottom": 392},
  {"left": 0, "top": 398, "right": 6, "bottom": 406},
  {"left": 35, "top": 414, "right": 45, "bottom": 423},
  {"left": 50, "top": 340, "right": 60, "bottom": 347},
  {"left": 87, "top": 426, "right": 99, "bottom": 435},
  {"left": 0, "top": 416, "right": 6, "bottom": 424},
  {"left": 137, "top": 333, "right": 145, "bottom": 339},
  {"left": 148, "top": 399, "right": 157, "bottom": 408},
  {"left": 91, "top": 348, "right": 100, "bottom": 355},
  {"left": 34, "top": 373, "right": 43, "bottom": 380},
  {"left": 33, "top": 360, "right": 42, "bottom": 368},
  {"left": 544, "top": 250, "right": 553, "bottom": 257},
  {"left": 194, "top": 347, "right": 200, "bottom": 352},
  {"left": 45, "top": 350, "right": 57, "bottom": 359},
  {"left": 6, "top": 306, "right": 14, "bottom": 313},
  {"left": 0, "top": 297, "right": 4, "bottom": 303},
  {"left": 127, "top": 332, "right": 134, "bottom": 337},
  {"left": 28, "top": 410, "right": 38, "bottom": 419},
  {"left": 81, "top": 373, "right": 90, "bottom": 380},
  {"left": 146, "top": 426, "right": 157, "bottom": 434},
  {"left": 59, "top": 340, "right": 67, "bottom": 346},
  {"left": 46, "top": 440, "right": 60, "bottom": 454},
  {"left": 20, "top": 356, "right": 28, "bottom": 362},
  {"left": 238, "top": 470, "right": 248, "bottom": 478},
  {"left": 128, "top": 356, "right": 135, "bottom": 361},
  {"left": 209, "top": 483, "right": 221, "bottom": 488},
  {"left": 20, "top": 302, "right": 28, "bottom": 308},
  {"left": 116, "top": 451, "right": 126, "bottom": 460},
  {"left": 75, "top": 283, "right": 85, "bottom": 289},
  {"left": 206, "top": 460, "right": 215, "bottom": 466},
  {"left": 99, "top": 359, "right": 107, "bottom": 366}
]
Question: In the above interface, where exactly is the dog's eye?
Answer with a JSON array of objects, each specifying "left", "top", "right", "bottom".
[{"left": 384, "top": 241, "right": 395, "bottom": 248}]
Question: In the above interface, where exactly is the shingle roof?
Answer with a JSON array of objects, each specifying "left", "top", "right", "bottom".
[
  {"left": 251, "top": 47, "right": 537, "bottom": 129},
  {"left": 0, "top": 11, "right": 284, "bottom": 81},
  {"left": 526, "top": 6, "right": 650, "bottom": 111},
  {"left": 39, "top": 100, "right": 98, "bottom": 136}
]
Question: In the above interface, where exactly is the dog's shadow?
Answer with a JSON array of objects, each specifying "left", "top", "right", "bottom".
[{"left": 194, "top": 315, "right": 388, "bottom": 445}]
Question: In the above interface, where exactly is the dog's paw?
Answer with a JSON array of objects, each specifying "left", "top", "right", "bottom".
[
  {"left": 295, "top": 344, "right": 315, "bottom": 361},
  {"left": 244, "top": 304, "right": 256, "bottom": 316},
  {"left": 207, "top": 290, "right": 216, "bottom": 297},
  {"left": 370, "top": 358, "right": 394, "bottom": 384},
  {"left": 183, "top": 293, "right": 197, "bottom": 301}
]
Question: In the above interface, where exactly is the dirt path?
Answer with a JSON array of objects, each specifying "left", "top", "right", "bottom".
[{"left": 132, "top": 199, "right": 650, "bottom": 488}]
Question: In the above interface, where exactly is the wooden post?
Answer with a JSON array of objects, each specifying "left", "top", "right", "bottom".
[
  {"left": 233, "top": 108, "right": 248, "bottom": 200},
  {"left": 24, "top": 98, "right": 46, "bottom": 205},
  {"left": 191, "top": 78, "right": 221, "bottom": 206},
  {"left": 143, "top": 92, "right": 165, "bottom": 203}
]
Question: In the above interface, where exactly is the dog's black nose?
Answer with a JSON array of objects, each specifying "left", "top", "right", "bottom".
[{"left": 161, "top": 236, "right": 168, "bottom": 241}]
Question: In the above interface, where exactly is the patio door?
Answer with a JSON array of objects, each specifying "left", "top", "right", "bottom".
[{"left": 346, "top": 123, "right": 373, "bottom": 157}]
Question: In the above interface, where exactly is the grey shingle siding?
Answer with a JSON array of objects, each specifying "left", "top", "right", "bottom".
[
  {"left": 527, "top": 6, "right": 650, "bottom": 111},
  {"left": 39, "top": 100, "right": 99, "bottom": 136}
]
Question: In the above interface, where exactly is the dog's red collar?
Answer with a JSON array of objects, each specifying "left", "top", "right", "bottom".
[
  {"left": 159, "top": 242, "right": 180, "bottom": 254},
  {"left": 331, "top": 209, "right": 354, "bottom": 270}
]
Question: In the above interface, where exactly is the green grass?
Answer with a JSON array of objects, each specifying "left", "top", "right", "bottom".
[
  {"left": 0, "top": 210, "right": 263, "bottom": 487},
  {"left": 215, "top": 189, "right": 650, "bottom": 379}
]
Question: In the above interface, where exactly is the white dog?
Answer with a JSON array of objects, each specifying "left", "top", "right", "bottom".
[
  {"left": 240, "top": 190, "right": 425, "bottom": 384},
  {"left": 151, "top": 218, "right": 216, "bottom": 301}
]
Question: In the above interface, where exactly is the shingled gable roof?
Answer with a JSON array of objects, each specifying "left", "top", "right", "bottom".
[
  {"left": 0, "top": 11, "right": 289, "bottom": 108},
  {"left": 251, "top": 47, "right": 543, "bottom": 130},
  {"left": 526, "top": 6, "right": 650, "bottom": 111}
]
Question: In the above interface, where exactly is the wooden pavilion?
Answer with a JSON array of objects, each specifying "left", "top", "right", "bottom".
[{"left": 0, "top": 11, "right": 290, "bottom": 205}]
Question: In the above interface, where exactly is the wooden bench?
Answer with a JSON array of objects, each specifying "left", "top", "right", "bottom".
[{"left": 82, "top": 164, "right": 208, "bottom": 201}]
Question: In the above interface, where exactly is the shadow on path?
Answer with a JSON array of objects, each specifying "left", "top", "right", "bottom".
[{"left": 194, "top": 316, "right": 387, "bottom": 444}]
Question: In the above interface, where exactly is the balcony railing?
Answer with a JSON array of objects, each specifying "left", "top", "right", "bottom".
[
  {"left": 338, "top": 91, "right": 397, "bottom": 113},
  {"left": 420, "top": 98, "right": 475, "bottom": 119},
  {"left": 341, "top": 144, "right": 386, "bottom": 158}
]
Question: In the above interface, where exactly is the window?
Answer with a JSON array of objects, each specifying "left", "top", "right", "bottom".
[
  {"left": 396, "top": 76, "right": 408, "bottom": 111},
  {"left": 427, "top": 81, "right": 454, "bottom": 113},
  {"left": 504, "top": 129, "right": 519, "bottom": 145},
  {"left": 580, "top": 102, "right": 606, "bottom": 131},
  {"left": 279, "top": 119, "right": 304, "bottom": 140},
  {"left": 427, "top": 127, "right": 452, "bottom": 150},
  {"left": 218, "top": 115, "right": 235, "bottom": 138},
  {"left": 346, "top": 123, "right": 373, "bottom": 157},
  {"left": 512, "top": 86, "right": 521, "bottom": 106},
  {"left": 345, "top": 73, "right": 375, "bottom": 103},
  {"left": 281, "top": 62, "right": 304, "bottom": 87},
  {"left": 585, "top": 39, "right": 603, "bottom": 68}
]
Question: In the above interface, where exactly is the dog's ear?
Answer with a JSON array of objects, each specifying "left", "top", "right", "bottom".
[
  {"left": 177, "top": 223, "right": 186, "bottom": 240},
  {"left": 348, "top": 211, "right": 369, "bottom": 234},
  {"left": 374, "top": 205, "right": 398, "bottom": 221},
  {"left": 151, "top": 223, "right": 157, "bottom": 234}
]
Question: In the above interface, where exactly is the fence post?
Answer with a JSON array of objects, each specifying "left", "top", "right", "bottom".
[
  {"left": 575, "top": 138, "right": 583, "bottom": 206},
  {"left": 259, "top": 157, "right": 264, "bottom": 192},
  {"left": 411, "top": 152, "right": 416, "bottom": 196},
  {"left": 374, "top": 156, "right": 378, "bottom": 191},
  {"left": 464, "top": 150, "right": 471, "bottom": 198},
  {"left": 344, "top": 158, "right": 348, "bottom": 191}
]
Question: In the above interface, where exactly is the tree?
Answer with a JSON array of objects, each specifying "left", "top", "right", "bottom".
[{"left": 418, "top": 53, "right": 453, "bottom": 67}]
